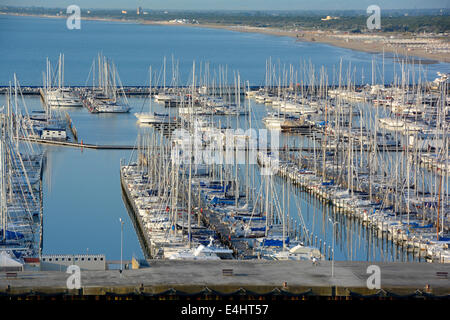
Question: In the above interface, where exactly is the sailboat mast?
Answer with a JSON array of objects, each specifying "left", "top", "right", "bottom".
[
  {"left": 149, "top": 66, "right": 152, "bottom": 112},
  {"left": 62, "top": 53, "right": 65, "bottom": 88},
  {"left": 163, "top": 56, "right": 166, "bottom": 92},
  {"left": 187, "top": 61, "right": 195, "bottom": 248},
  {"left": 0, "top": 118, "right": 6, "bottom": 242},
  {"left": 58, "top": 53, "right": 61, "bottom": 89},
  {"left": 98, "top": 53, "right": 101, "bottom": 89}
]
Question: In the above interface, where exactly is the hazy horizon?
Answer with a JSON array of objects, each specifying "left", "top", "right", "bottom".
[{"left": 1, "top": 0, "right": 449, "bottom": 11}]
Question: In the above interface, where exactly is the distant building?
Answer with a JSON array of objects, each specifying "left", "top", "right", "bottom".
[
  {"left": 121, "top": 10, "right": 127, "bottom": 14},
  {"left": 137, "top": 7, "right": 143, "bottom": 15},
  {"left": 40, "top": 254, "right": 107, "bottom": 271},
  {"left": 321, "top": 16, "right": 339, "bottom": 21}
]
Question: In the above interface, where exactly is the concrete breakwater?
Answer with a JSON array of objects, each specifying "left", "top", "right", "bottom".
[{"left": 0, "top": 260, "right": 449, "bottom": 297}]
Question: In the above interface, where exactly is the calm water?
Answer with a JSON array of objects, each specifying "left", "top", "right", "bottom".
[
  {"left": 1, "top": 14, "right": 449, "bottom": 261},
  {"left": 1, "top": 15, "right": 449, "bottom": 86}
]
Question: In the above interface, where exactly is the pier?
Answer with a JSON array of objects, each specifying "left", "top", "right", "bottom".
[
  {"left": 195, "top": 206, "right": 256, "bottom": 259},
  {"left": 120, "top": 168, "right": 153, "bottom": 259},
  {"left": 65, "top": 112, "right": 78, "bottom": 141},
  {"left": 0, "top": 260, "right": 449, "bottom": 297},
  {"left": 258, "top": 153, "right": 450, "bottom": 263},
  {"left": 19, "top": 137, "right": 137, "bottom": 150},
  {"left": 20, "top": 136, "right": 433, "bottom": 153},
  {"left": 1, "top": 84, "right": 436, "bottom": 96}
]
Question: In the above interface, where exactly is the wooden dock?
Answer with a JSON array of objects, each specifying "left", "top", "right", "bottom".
[{"left": 65, "top": 112, "right": 78, "bottom": 141}]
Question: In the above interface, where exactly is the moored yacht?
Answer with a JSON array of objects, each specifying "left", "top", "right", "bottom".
[{"left": 135, "top": 112, "right": 171, "bottom": 124}]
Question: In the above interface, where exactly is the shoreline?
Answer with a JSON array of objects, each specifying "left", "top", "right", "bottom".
[
  {"left": 167, "top": 22, "right": 448, "bottom": 64},
  {"left": 2, "top": 12, "right": 449, "bottom": 64}
]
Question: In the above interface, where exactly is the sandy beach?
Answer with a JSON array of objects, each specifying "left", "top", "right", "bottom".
[
  {"left": 2, "top": 12, "right": 449, "bottom": 64},
  {"left": 170, "top": 23, "right": 449, "bottom": 64}
]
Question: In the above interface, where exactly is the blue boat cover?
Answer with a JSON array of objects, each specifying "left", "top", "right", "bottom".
[
  {"left": 262, "top": 237, "right": 289, "bottom": 247},
  {"left": 0, "top": 229, "right": 25, "bottom": 240},
  {"left": 210, "top": 196, "right": 236, "bottom": 205}
]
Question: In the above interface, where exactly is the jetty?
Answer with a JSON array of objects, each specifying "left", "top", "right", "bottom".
[{"left": 0, "top": 260, "right": 449, "bottom": 297}]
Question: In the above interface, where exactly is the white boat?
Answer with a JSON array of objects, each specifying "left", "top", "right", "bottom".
[
  {"left": 168, "top": 244, "right": 221, "bottom": 260},
  {"left": 154, "top": 93, "right": 178, "bottom": 102},
  {"left": 378, "top": 118, "right": 405, "bottom": 131},
  {"left": 202, "top": 237, "right": 234, "bottom": 259},
  {"left": 44, "top": 54, "right": 83, "bottom": 108},
  {"left": 263, "top": 113, "right": 298, "bottom": 130},
  {"left": 47, "top": 98, "right": 83, "bottom": 108},
  {"left": 272, "top": 244, "right": 322, "bottom": 260},
  {"left": 135, "top": 112, "right": 171, "bottom": 124},
  {"left": 46, "top": 89, "right": 83, "bottom": 107},
  {"left": 96, "top": 101, "right": 130, "bottom": 113},
  {"left": 263, "top": 117, "right": 284, "bottom": 130}
]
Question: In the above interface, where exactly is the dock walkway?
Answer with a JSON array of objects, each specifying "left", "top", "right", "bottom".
[
  {"left": 23, "top": 137, "right": 429, "bottom": 154},
  {"left": 20, "top": 137, "right": 137, "bottom": 150},
  {"left": 1, "top": 260, "right": 449, "bottom": 297}
]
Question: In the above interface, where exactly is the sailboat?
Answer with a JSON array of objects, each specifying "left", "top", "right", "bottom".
[
  {"left": 82, "top": 53, "right": 131, "bottom": 113},
  {"left": 45, "top": 54, "right": 83, "bottom": 108},
  {"left": 135, "top": 67, "right": 171, "bottom": 124},
  {"left": 263, "top": 112, "right": 298, "bottom": 130},
  {"left": 0, "top": 83, "right": 44, "bottom": 259}
]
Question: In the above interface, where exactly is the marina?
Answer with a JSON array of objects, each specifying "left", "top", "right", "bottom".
[
  {"left": 0, "top": 53, "right": 449, "bottom": 266},
  {"left": 0, "top": 56, "right": 449, "bottom": 265},
  {"left": 0, "top": 12, "right": 449, "bottom": 303},
  {"left": 112, "top": 55, "right": 449, "bottom": 265}
]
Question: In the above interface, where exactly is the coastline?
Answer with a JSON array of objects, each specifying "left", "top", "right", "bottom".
[
  {"left": 2, "top": 12, "right": 449, "bottom": 64},
  {"left": 169, "top": 23, "right": 449, "bottom": 64}
]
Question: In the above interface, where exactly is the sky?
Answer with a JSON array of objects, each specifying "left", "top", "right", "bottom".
[{"left": 2, "top": 0, "right": 449, "bottom": 11}]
